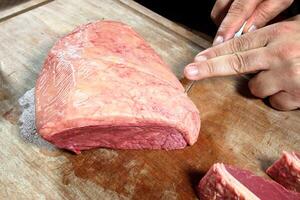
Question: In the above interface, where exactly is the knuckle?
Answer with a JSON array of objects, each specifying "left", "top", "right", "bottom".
[
  {"left": 206, "top": 61, "right": 216, "bottom": 75},
  {"left": 275, "top": 43, "right": 300, "bottom": 59},
  {"left": 275, "top": 45, "right": 292, "bottom": 59},
  {"left": 230, "top": 52, "right": 247, "bottom": 74},
  {"left": 256, "top": 7, "right": 271, "bottom": 22},
  {"left": 230, "top": 36, "right": 251, "bottom": 52},
  {"left": 271, "top": 22, "right": 294, "bottom": 36},
  {"left": 270, "top": 24, "right": 282, "bottom": 36},
  {"left": 208, "top": 47, "right": 222, "bottom": 58},
  {"left": 230, "top": 37, "right": 243, "bottom": 52},
  {"left": 229, "top": 1, "right": 247, "bottom": 16}
]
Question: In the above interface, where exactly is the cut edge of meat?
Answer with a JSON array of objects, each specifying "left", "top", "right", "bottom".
[
  {"left": 38, "top": 111, "right": 199, "bottom": 146},
  {"left": 266, "top": 151, "right": 300, "bottom": 192},
  {"left": 42, "top": 122, "right": 188, "bottom": 154},
  {"left": 197, "top": 163, "right": 260, "bottom": 200}
]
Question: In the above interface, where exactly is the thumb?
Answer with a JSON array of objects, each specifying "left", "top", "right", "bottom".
[{"left": 213, "top": 0, "right": 262, "bottom": 46}]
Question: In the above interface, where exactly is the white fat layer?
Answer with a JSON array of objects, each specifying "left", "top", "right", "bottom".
[{"left": 216, "top": 163, "right": 260, "bottom": 200}]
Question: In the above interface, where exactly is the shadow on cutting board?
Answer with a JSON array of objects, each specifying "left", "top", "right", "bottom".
[
  {"left": 257, "top": 156, "right": 277, "bottom": 172},
  {"left": 234, "top": 76, "right": 256, "bottom": 100},
  {"left": 187, "top": 169, "right": 207, "bottom": 195}
]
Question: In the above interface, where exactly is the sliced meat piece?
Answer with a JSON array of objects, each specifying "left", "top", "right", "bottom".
[
  {"left": 267, "top": 151, "right": 300, "bottom": 192},
  {"left": 35, "top": 20, "right": 200, "bottom": 153},
  {"left": 198, "top": 163, "right": 260, "bottom": 200},
  {"left": 198, "top": 163, "right": 300, "bottom": 200}
]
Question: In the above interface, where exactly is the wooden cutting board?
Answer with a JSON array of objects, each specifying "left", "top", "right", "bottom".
[{"left": 0, "top": 0, "right": 299, "bottom": 199}]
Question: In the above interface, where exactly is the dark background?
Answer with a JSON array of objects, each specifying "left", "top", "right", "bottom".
[{"left": 135, "top": 0, "right": 300, "bottom": 37}]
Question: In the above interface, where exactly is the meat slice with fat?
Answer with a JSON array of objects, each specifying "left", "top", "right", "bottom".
[
  {"left": 267, "top": 151, "right": 300, "bottom": 192},
  {"left": 198, "top": 163, "right": 300, "bottom": 200},
  {"left": 35, "top": 20, "right": 200, "bottom": 153}
]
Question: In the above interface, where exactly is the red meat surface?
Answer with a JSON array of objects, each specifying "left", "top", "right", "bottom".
[
  {"left": 198, "top": 163, "right": 300, "bottom": 200},
  {"left": 267, "top": 151, "right": 300, "bottom": 192},
  {"left": 35, "top": 21, "right": 200, "bottom": 153}
]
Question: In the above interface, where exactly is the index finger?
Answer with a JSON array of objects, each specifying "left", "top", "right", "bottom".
[{"left": 184, "top": 48, "right": 270, "bottom": 80}]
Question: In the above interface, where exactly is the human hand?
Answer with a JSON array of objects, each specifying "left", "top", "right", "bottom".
[
  {"left": 184, "top": 16, "right": 300, "bottom": 111},
  {"left": 211, "top": 0, "right": 294, "bottom": 45}
]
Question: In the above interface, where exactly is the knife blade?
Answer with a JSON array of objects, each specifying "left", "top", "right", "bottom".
[{"left": 234, "top": 21, "right": 247, "bottom": 38}]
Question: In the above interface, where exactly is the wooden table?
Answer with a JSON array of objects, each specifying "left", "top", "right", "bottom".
[{"left": 0, "top": 0, "right": 299, "bottom": 199}]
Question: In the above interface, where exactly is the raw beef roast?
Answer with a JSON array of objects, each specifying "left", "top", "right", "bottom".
[
  {"left": 267, "top": 151, "right": 300, "bottom": 192},
  {"left": 198, "top": 163, "right": 300, "bottom": 200},
  {"left": 35, "top": 21, "right": 200, "bottom": 153}
]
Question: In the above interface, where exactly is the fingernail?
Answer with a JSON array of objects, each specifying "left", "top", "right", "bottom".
[
  {"left": 248, "top": 25, "right": 257, "bottom": 32},
  {"left": 194, "top": 55, "right": 207, "bottom": 62},
  {"left": 185, "top": 65, "right": 199, "bottom": 76},
  {"left": 213, "top": 36, "right": 223, "bottom": 46}
]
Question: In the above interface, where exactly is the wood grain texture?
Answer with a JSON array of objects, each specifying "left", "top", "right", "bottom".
[
  {"left": 0, "top": 0, "right": 299, "bottom": 199},
  {"left": 0, "top": 0, "right": 52, "bottom": 22}
]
